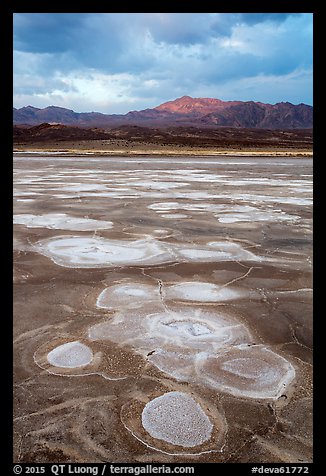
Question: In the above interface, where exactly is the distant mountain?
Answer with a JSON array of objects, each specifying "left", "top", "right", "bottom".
[
  {"left": 155, "top": 96, "right": 242, "bottom": 114},
  {"left": 13, "top": 96, "right": 313, "bottom": 129},
  {"left": 13, "top": 105, "right": 115, "bottom": 127}
]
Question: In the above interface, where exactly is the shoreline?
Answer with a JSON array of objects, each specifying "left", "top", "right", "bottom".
[{"left": 13, "top": 146, "right": 313, "bottom": 158}]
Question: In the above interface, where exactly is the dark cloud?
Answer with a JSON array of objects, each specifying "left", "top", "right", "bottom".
[
  {"left": 13, "top": 13, "right": 313, "bottom": 111},
  {"left": 14, "top": 14, "right": 158, "bottom": 74},
  {"left": 13, "top": 13, "right": 307, "bottom": 72},
  {"left": 209, "top": 13, "right": 295, "bottom": 37},
  {"left": 141, "top": 13, "right": 212, "bottom": 45},
  {"left": 238, "top": 13, "right": 294, "bottom": 25},
  {"left": 14, "top": 14, "right": 92, "bottom": 53}
]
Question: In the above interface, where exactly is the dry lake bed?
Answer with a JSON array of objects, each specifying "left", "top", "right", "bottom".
[{"left": 13, "top": 155, "right": 313, "bottom": 463}]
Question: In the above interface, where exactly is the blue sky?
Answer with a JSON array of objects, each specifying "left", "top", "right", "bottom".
[{"left": 13, "top": 13, "right": 313, "bottom": 114}]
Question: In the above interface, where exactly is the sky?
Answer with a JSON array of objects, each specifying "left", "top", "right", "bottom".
[{"left": 13, "top": 13, "right": 313, "bottom": 114}]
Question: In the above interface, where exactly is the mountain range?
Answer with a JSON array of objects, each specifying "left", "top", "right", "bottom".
[{"left": 13, "top": 96, "right": 313, "bottom": 129}]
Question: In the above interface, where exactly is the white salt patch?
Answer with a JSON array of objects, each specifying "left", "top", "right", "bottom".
[
  {"left": 14, "top": 150, "right": 72, "bottom": 155},
  {"left": 179, "top": 249, "right": 230, "bottom": 260},
  {"left": 218, "top": 178, "right": 307, "bottom": 187},
  {"left": 230, "top": 193, "right": 312, "bottom": 206},
  {"left": 97, "top": 283, "right": 159, "bottom": 309},
  {"left": 150, "top": 203, "right": 276, "bottom": 217},
  {"left": 89, "top": 308, "right": 252, "bottom": 353},
  {"left": 290, "top": 187, "right": 312, "bottom": 194},
  {"left": 36, "top": 236, "right": 173, "bottom": 268},
  {"left": 152, "top": 229, "right": 171, "bottom": 236},
  {"left": 15, "top": 178, "right": 45, "bottom": 184},
  {"left": 182, "top": 204, "right": 214, "bottom": 212},
  {"left": 166, "top": 282, "right": 242, "bottom": 302},
  {"left": 117, "top": 287, "right": 147, "bottom": 297},
  {"left": 206, "top": 241, "right": 259, "bottom": 261},
  {"left": 199, "top": 345, "right": 295, "bottom": 399},
  {"left": 13, "top": 191, "right": 41, "bottom": 197},
  {"left": 61, "top": 183, "right": 108, "bottom": 192},
  {"left": 178, "top": 242, "right": 259, "bottom": 262},
  {"left": 148, "top": 349, "right": 198, "bottom": 382},
  {"left": 217, "top": 210, "right": 299, "bottom": 224},
  {"left": 172, "top": 191, "right": 222, "bottom": 200},
  {"left": 165, "top": 321, "right": 211, "bottom": 336},
  {"left": 160, "top": 213, "right": 188, "bottom": 219},
  {"left": 149, "top": 346, "right": 296, "bottom": 400},
  {"left": 148, "top": 202, "right": 180, "bottom": 210},
  {"left": 222, "top": 357, "right": 267, "bottom": 379},
  {"left": 13, "top": 213, "right": 113, "bottom": 231},
  {"left": 141, "top": 392, "right": 213, "bottom": 447},
  {"left": 15, "top": 199, "right": 35, "bottom": 203},
  {"left": 47, "top": 341, "right": 93, "bottom": 368},
  {"left": 218, "top": 216, "right": 247, "bottom": 224},
  {"left": 131, "top": 181, "right": 187, "bottom": 189},
  {"left": 146, "top": 311, "right": 251, "bottom": 350},
  {"left": 36, "top": 234, "right": 267, "bottom": 269}
]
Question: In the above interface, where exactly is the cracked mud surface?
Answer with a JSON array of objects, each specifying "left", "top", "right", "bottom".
[{"left": 13, "top": 155, "right": 312, "bottom": 463}]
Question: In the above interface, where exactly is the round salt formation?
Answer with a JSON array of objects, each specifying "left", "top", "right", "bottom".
[
  {"left": 88, "top": 307, "right": 252, "bottom": 353},
  {"left": 35, "top": 236, "right": 173, "bottom": 268},
  {"left": 13, "top": 213, "right": 113, "bottom": 231},
  {"left": 97, "top": 283, "right": 159, "bottom": 309},
  {"left": 141, "top": 392, "right": 213, "bottom": 447},
  {"left": 35, "top": 235, "right": 264, "bottom": 269},
  {"left": 166, "top": 281, "right": 242, "bottom": 302},
  {"left": 147, "top": 312, "right": 225, "bottom": 350},
  {"left": 148, "top": 348, "right": 208, "bottom": 384},
  {"left": 216, "top": 208, "right": 299, "bottom": 224},
  {"left": 148, "top": 202, "right": 180, "bottom": 211},
  {"left": 160, "top": 213, "right": 188, "bottom": 219},
  {"left": 205, "top": 241, "right": 259, "bottom": 261},
  {"left": 199, "top": 345, "right": 295, "bottom": 399},
  {"left": 47, "top": 341, "right": 93, "bottom": 368},
  {"left": 152, "top": 229, "right": 171, "bottom": 236}
]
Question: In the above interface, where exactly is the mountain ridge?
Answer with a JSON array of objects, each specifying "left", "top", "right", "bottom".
[{"left": 13, "top": 96, "right": 313, "bottom": 129}]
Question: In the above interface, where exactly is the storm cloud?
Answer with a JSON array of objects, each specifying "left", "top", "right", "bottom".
[{"left": 13, "top": 13, "right": 313, "bottom": 113}]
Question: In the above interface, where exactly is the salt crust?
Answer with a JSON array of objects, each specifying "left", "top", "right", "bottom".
[
  {"left": 165, "top": 281, "right": 242, "bottom": 302},
  {"left": 47, "top": 341, "right": 93, "bottom": 368},
  {"left": 149, "top": 201, "right": 300, "bottom": 223},
  {"left": 35, "top": 235, "right": 261, "bottom": 268},
  {"left": 198, "top": 345, "right": 296, "bottom": 399},
  {"left": 14, "top": 213, "right": 113, "bottom": 231},
  {"left": 35, "top": 236, "right": 172, "bottom": 268},
  {"left": 88, "top": 307, "right": 251, "bottom": 353},
  {"left": 141, "top": 392, "right": 213, "bottom": 447},
  {"left": 97, "top": 283, "right": 160, "bottom": 309},
  {"left": 89, "top": 304, "right": 295, "bottom": 399},
  {"left": 148, "top": 345, "right": 295, "bottom": 400},
  {"left": 97, "top": 281, "right": 243, "bottom": 309}
]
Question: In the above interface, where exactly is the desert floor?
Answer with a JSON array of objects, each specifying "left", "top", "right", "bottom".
[
  {"left": 13, "top": 139, "right": 312, "bottom": 158},
  {"left": 13, "top": 154, "right": 312, "bottom": 463}
]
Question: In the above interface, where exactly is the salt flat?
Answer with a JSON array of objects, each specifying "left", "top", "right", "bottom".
[{"left": 13, "top": 155, "right": 312, "bottom": 463}]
